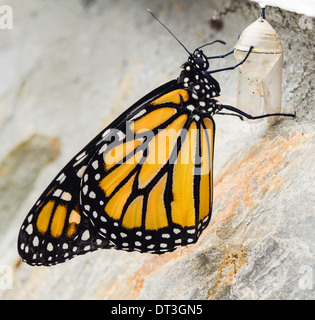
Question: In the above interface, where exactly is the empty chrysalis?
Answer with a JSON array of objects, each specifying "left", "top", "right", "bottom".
[{"left": 234, "top": 5, "right": 283, "bottom": 122}]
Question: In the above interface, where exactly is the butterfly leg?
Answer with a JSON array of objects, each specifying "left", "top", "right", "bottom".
[
  {"left": 216, "top": 111, "right": 243, "bottom": 120},
  {"left": 205, "top": 46, "right": 253, "bottom": 75},
  {"left": 220, "top": 104, "right": 296, "bottom": 120}
]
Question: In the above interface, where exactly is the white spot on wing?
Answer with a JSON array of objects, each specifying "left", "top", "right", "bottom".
[
  {"left": 130, "top": 109, "right": 146, "bottom": 121},
  {"left": 81, "top": 230, "right": 90, "bottom": 241},
  {"left": 89, "top": 191, "right": 96, "bottom": 199},
  {"left": 57, "top": 173, "right": 66, "bottom": 183},
  {"left": 61, "top": 192, "right": 72, "bottom": 202},
  {"left": 53, "top": 189, "right": 62, "bottom": 197},
  {"left": 102, "top": 129, "right": 111, "bottom": 138},
  {"left": 73, "top": 154, "right": 88, "bottom": 167},
  {"left": 26, "top": 224, "right": 33, "bottom": 235},
  {"left": 33, "top": 236, "right": 39, "bottom": 247},
  {"left": 92, "top": 160, "right": 99, "bottom": 170},
  {"left": 77, "top": 165, "right": 87, "bottom": 178},
  {"left": 76, "top": 151, "right": 86, "bottom": 161},
  {"left": 117, "top": 131, "right": 125, "bottom": 141},
  {"left": 82, "top": 185, "right": 88, "bottom": 195}
]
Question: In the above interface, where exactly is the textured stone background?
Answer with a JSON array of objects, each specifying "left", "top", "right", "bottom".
[{"left": 0, "top": 0, "right": 314, "bottom": 299}]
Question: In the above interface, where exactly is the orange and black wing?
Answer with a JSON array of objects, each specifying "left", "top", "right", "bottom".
[
  {"left": 17, "top": 145, "right": 114, "bottom": 266},
  {"left": 81, "top": 86, "right": 215, "bottom": 254},
  {"left": 18, "top": 80, "right": 215, "bottom": 265},
  {"left": 18, "top": 80, "right": 183, "bottom": 266}
]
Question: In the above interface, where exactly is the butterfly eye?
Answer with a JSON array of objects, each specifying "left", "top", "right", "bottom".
[{"left": 194, "top": 57, "right": 204, "bottom": 68}]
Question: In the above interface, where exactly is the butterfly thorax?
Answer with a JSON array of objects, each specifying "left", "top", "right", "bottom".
[{"left": 178, "top": 49, "right": 222, "bottom": 116}]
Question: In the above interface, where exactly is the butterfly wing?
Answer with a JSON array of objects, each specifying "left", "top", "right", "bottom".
[
  {"left": 81, "top": 86, "right": 216, "bottom": 254},
  {"left": 17, "top": 149, "right": 114, "bottom": 266},
  {"left": 18, "top": 80, "right": 181, "bottom": 266},
  {"left": 18, "top": 80, "right": 215, "bottom": 265}
]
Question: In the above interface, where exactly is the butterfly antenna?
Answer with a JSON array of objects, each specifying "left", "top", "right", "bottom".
[
  {"left": 148, "top": 9, "right": 191, "bottom": 55},
  {"left": 197, "top": 40, "right": 226, "bottom": 50}
]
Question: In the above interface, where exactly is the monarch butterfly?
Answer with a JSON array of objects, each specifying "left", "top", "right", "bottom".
[{"left": 18, "top": 10, "right": 294, "bottom": 266}]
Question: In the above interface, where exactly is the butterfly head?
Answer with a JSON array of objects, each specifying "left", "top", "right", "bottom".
[
  {"left": 188, "top": 49, "right": 209, "bottom": 72},
  {"left": 179, "top": 48, "right": 221, "bottom": 99}
]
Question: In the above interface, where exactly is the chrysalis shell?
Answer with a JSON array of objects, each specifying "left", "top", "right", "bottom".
[{"left": 234, "top": 17, "right": 283, "bottom": 122}]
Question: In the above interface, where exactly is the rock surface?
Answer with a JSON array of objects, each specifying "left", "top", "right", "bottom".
[{"left": 0, "top": 0, "right": 314, "bottom": 299}]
